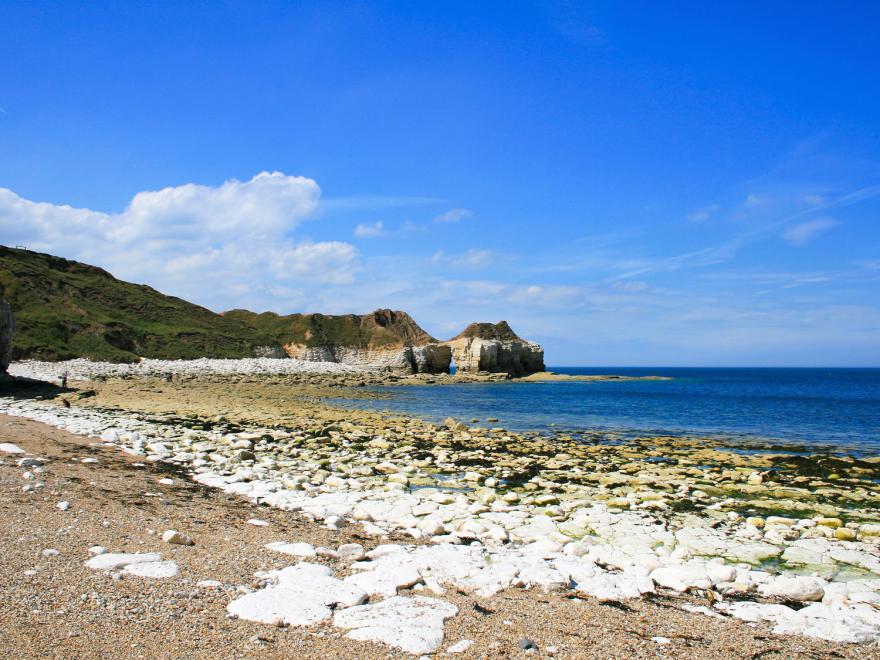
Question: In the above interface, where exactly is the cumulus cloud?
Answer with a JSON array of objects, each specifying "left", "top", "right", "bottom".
[
  {"left": 0, "top": 172, "right": 360, "bottom": 310},
  {"left": 434, "top": 208, "right": 473, "bottom": 223},
  {"left": 782, "top": 218, "right": 839, "bottom": 246}
]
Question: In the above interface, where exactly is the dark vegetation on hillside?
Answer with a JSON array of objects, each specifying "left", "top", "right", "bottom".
[
  {"left": 0, "top": 246, "right": 272, "bottom": 361},
  {"left": 453, "top": 321, "right": 522, "bottom": 342},
  {"left": 0, "top": 246, "right": 442, "bottom": 362},
  {"left": 224, "top": 308, "right": 437, "bottom": 350}
]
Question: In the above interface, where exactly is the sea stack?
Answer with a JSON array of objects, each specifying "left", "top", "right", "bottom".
[{"left": 445, "top": 321, "right": 544, "bottom": 375}]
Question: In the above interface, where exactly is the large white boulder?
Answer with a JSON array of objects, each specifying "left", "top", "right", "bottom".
[
  {"left": 759, "top": 575, "right": 826, "bottom": 602},
  {"left": 333, "top": 596, "right": 458, "bottom": 654}
]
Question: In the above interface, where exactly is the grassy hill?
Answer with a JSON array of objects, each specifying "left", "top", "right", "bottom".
[
  {"left": 0, "top": 246, "right": 271, "bottom": 361},
  {"left": 0, "top": 246, "right": 438, "bottom": 362}
]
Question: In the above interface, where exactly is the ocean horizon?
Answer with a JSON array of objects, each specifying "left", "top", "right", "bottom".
[{"left": 338, "top": 367, "right": 880, "bottom": 454}]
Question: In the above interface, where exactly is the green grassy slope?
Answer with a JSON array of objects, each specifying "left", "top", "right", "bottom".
[
  {"left": 0, "top": 246, "right": 270, "bottom": 361},
  {"left": 0, "top": 246, "right": 438, "bottom": 362}
]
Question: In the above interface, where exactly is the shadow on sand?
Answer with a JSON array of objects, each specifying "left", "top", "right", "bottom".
[{"left": 0, "top": 375, "right": 79, "bottom": 402}]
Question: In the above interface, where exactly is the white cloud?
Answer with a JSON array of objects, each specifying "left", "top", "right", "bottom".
[
  {"left": 354, "top": 221, "right": 386, "bottom": 238},
  {"left": 431, "top": 248, "right": 494, "bottom": 269},
  {"left": 800, "top": 193, "right": 826, "bottom": 206},
  {"left": 685, "top": 204, "right": 719, "bottom": 222},
  {"left": 353, "top": 220, "right": 426, "bottom": 238},
  {"left": 745, "top": 193, "right": 770, "bottom": 208},
  {"left": 434, "top": 208, "right": 474, "bottom": 223},
  {"left": 0, "top": 172, "right": 360, "bottom": 311},
  {"left": 612, "top": 280, "right": 648, "bottom": 292},
  {"left": 454, "top": 249, "right": 493, "bottom": 268},
  {"left": 782, "top": 218, "right": 839, "bottom": 246}
]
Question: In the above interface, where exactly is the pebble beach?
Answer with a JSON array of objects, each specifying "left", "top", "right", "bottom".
[{"left": 3, "top": 359, "right": 880, "bottom": 657}]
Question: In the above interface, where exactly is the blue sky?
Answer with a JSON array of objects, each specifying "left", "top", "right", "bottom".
[{"left": 1, "top": 1, "right": 879, "bottom": 365}]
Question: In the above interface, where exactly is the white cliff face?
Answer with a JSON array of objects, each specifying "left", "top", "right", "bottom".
[
  {"left": 284, "top": 343, "right": 452, "bottom": 374},
  {"left": 446, "top": 336, "right": 544, "bottom": 375},
  {"left": 0, "top": 298, "right": 13, "bottom": 374}
]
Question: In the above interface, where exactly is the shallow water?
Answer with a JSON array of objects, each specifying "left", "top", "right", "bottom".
[{"left": 334, "top": 367, "right": 880, "bottom": 453}]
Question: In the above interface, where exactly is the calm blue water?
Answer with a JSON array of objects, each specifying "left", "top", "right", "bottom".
[{"left": 337, "top": 368, "right": 880, "bottom": 453}]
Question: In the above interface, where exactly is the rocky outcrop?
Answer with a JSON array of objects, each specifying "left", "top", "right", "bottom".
[
  {"left": 278, "top": 310, "right": 452, "bottom": 374},
  {"left": 252, "top": 345, "right": 288, "bottom": 359},
  {"left": 286, "top": 343, "right": 451, "bottom": 373},
  {"left": 444, "top": 321, "right": 544, "bottom": 376},
  {"left": 0, "top": 286, "right": 14, "bottom": 376}
]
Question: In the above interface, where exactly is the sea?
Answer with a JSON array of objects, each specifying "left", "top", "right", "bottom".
[{"left": 335, "top": 367, "right": 880, "bottom": 455}]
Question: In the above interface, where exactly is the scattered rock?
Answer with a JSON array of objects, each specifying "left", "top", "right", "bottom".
[
  {"left": 124, "top": 560, "right": 180, "bottom": 578},
  {"left": 85, "top": 552, "right": 162, "bottom": 571},
  {"left": 337, "top": 543, "right": 366, "bottom": 562},
  {"left": 265, "top": 541, "right": 316, "bottom": 557},
  {"left": 447, "top": 639, "right": 474, "bottom": 654},
  {"left": 162, "top": 530, "right": 195, "bottom": 546}
]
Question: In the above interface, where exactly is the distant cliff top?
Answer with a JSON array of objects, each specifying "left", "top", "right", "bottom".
[
  {"left": 222, "top": 308, "right": 437, "bottom": 350},
  {"left": 452, "top": 321, "right": 522, "bottom": 342}
]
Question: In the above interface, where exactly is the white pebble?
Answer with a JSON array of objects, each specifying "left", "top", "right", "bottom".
[
  {"left": 162, "top": 530, "right": 195, "bottom": 546},
  {"left": 447, "top": 639, "right": 474, "bottom": 653}
]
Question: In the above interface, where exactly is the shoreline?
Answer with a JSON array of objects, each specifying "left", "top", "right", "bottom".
[
  {"left": 3, "top": 363, "right": 880, "bottom": 653},
  {"left": 2, "top": 413, "right": 863, "bottom": 659}
]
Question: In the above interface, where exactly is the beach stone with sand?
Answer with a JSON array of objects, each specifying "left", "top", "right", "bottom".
[
  {"left": 333, "top": 595, "right": 458, "bottom": 654},
  {"left": 227, "top": 562, "right": 367, "bottom": 627}
]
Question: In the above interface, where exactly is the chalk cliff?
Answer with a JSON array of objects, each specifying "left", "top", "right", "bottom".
[
  {"left": 444, "top": 321, "right": 544, "bottom": 375},
  {"left": 225, "top": 308, "right": 452, "bottom": 374}
]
